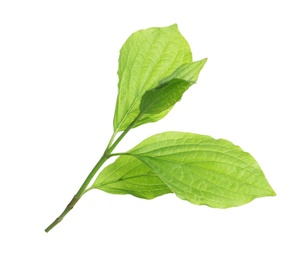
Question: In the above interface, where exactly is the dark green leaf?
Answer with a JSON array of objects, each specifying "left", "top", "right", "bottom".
[
  {"left": 139, "top": 78, "right": 192, "bottom": 115},
  {"left": 139, "top": 59, "right": 207, "bottom": 118}
]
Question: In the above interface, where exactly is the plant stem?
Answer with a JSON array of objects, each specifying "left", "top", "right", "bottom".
[
  {"left": 45, "top": 114, "right": 142, "bottom": 233},
  {"left": 106, "top": 113, "right": 142, "bottom": 154},
  {"left": 107, "top": 131, "right": 117, "bottom": 149},
  {"left": 44, "top": 195, "right": 79, "bottom": 233},
  {"left": 108, "top": 152, "right": 131, "bottom": 157},
  {"left": 44, "top": 154, "right": 108, "bottom": 233}
]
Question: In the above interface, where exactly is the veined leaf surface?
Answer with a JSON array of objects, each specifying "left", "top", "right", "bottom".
[
  {"left": 114, "top": 24, "right": 192, "bottom": 132},
  {"left": 139, "top": 59, "right": 207, "bottom": 119},
  {"left": 158, "top": 58, "right": 207, "bottom": 86},
  {"left": 139, "top": 78, "right": 192, "bottom": 115},
  {"left": 127, "top": 132, "right": 276, "bottom": 208},
  {"left": 90, "top": 155, "right": 172, "bottom": 199}
]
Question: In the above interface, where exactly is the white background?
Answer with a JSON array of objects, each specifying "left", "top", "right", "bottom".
[{"left": 1, "top": 0, "right": 300, "bottom": 259}]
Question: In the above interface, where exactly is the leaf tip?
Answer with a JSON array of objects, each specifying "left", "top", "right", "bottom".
[
  {"left": 263, "top": 183, "right": 277, "bottom": 197},
  {"left": 199, "top": 58, "right": 208, "bottom": 68},
  {"left": 270, "top": 188, "right": 277, "bottom": 196}
]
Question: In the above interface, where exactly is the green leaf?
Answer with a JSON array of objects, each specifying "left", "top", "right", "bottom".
[
  {"left": 127, "top": 132, "right": 276, "bottom": 208},
  {"left": 114, "top": 24, "right": 192, "bottom": 132},
  {"left": 90, "top": 155, "right": 172, "bottom": 199},
  {"left": 138, "top": 59, "right": 207, "bottom": 120},
  {"left": 139, "top": 78, "right": 192, "bottom": 115},
  {"left": 158, "top": 58, "right": 207, "bottom": 86}
]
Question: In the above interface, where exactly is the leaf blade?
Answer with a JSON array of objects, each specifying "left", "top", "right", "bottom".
[
  {"left": 114, "top": 24, "right": 192, "bottom": 132},
  {"left": 128, "top": 132, "right": 276, "bottom": 208},
  {"left": 138, "top": 59, "right": 207, "bottom": 120},
  {"left": 139, "top": 78, "right": 192, "bottom": 115},
  {"left": 90, "top": 155, "right": 172, "bottom": 200},
  {"left": 158, "top": 58, "right": 207, "bottom": 86}
]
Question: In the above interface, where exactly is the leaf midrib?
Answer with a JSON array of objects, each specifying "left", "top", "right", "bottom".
[{"left": 133, "top": 154, "right": 272, "bottom": 195}]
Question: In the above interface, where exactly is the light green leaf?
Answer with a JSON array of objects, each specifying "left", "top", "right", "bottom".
[
  {"left": 114, "top": 24, "right": 192, "bottom": 132},
  {"left": 127, "top": 132, "right": 276, "bottom": 208},
  {"left": 90, "top": 155, "right": 172, "bottom": 199},
  {"left": 158, "top": 58, "right": 207, "bottom": 86},
  {"left": 138, "top": 59, "right": 207, "bottom": 119}
]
